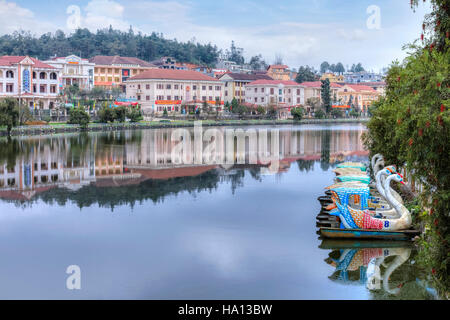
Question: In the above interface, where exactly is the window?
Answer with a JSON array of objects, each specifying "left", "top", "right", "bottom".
[
  {"left": 146, "top": 84, "right": 150, "bottom": 90},
  {"left": 261, "top": 97, "right": 265, "bottom": 102},
  {"left": 215, "top": 86, "right": 221, "bottom": 91},
  {"left": 50, "top": 85, "right": 57, "bottom": 93},
  {"left": 208, "top": 96, "right": 212, "bottom": 101},
  {"left": 137, "top": 84, "right": 141, "bottom": 89},
  {"left": 6, "top": 70, "right": 14, "bottom": 78},
  {"left": 261, "top": 88, "right": 265, "bottom": 93},
  {"left": 174, "top": 84, "right": 179, "bottom": 89},
  {"left": 270, "top": 88, "right": 274, "bottom": 95},
  {"left": 39, "top": 72, "right": 47, "bottom": 80},
  {"left": 157, "top": 84, "right": 164, "bottom": 90},
  {"left": 33, "top": 84, "right": 36, "bottom": 93},
  {"left": 32, "top": 72, "right": 36, "bottom": 79},
  {"left": 297, "top": 89, "right": 300, "bottom": 95},
  {"left": 202, "top": 96, "right": 206, "bottom": 101},
  {"left": 157, "top": 95, "right": 164, "bottom": 100},
  {"left": 193, "top": 85, "right": 197, "bottom": 90},
  {"left": 279, "top": 89, "right": 282, "bottom": 95},
  {"left": 167, "top": 96, "right": 171, "bottom": 100},
  {"left": 174, "top": 96, "right": 179, "bottom": 100},
  {"left": 202, "top": 86, "right": 206, "bottom": 90},
  {"left": 6, "top": 83, "right": 13, "bottom": 92},
  {"left": 254, "top": 98, "right": 257, "bottom": 103},
  {"left": 166, "top": 84, "right": 171, "bottom": 89},
  {"left": 146, "top": 96, "right": 150, "bottom": 101},
  {"left": 50, "top": 73, "right": 57, "bottom": 80},
  {"left": 254, "top": 88, "right": 257, "bottom": 93},
  {"left": 225, "top": 91, "right": 228, "bottom": 96},
  {"left": 209, "top": 86, "right": 212, "bottom": 90},
  {"left": 137, "top": 95, "right": 141, "bottom": 101},
  {"left": 297, "top": 97, "right": 300, "bottom": 103},
  {"left": 279, "top": 97, "right": 282, "bottom": 102}
]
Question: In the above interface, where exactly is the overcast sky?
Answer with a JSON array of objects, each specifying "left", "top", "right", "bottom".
[{"left": 0, "top": 0, "right": 432, "bottom": 72}]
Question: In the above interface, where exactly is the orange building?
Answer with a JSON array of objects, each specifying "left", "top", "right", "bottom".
[
  {"left": 337, "top": 84, "right": 381, "bottom": 113},
  {"left": 89, "top": 56, "right": 157, "bottom": 90}
]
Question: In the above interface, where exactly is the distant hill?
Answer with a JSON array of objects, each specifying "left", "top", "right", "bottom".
[{"left": 0, "top": 27, "right": 220, "bottom": 67}]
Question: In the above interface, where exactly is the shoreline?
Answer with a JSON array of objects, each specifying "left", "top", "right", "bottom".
[{"left": 0, "top": 118, "right": 368, "bottom": 137}]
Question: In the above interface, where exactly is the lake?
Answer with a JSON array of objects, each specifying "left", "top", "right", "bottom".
[{"left": 0, "top": 123, "right": 436, "bottom": 299}]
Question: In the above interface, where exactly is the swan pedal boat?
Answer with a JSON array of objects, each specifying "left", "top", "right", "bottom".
[{"left": 319, "top": 227, "right": 420, "bottom": 241}]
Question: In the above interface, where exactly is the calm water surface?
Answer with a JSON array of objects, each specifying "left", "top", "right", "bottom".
[{"left": 0, "top": 124, "right": 435, "bottom": 299}]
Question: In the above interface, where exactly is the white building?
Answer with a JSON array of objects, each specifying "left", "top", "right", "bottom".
[
  {"left": 125, "top": 69, "right": 224, "bottom": 114},
  {"left": 0, "top": 55, "right": 61, "bottom": 109},
  {"left": 45, "top": 55, "right": 95, "bottom": 90},
  {"left": 244, "top": 79, "right": 304, "bottom": 107}
]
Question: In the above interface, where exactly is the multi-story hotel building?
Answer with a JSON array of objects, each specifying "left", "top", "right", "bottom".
[
  {"left": 300, "top": 81, "right": 342, "bottom": 104},
  {"left": 337, "top": 84, "right": 381, "bottom": 114},
  {"left": 0, "top": 55, "right": 61, "bottom": 109},
  {"left": 218, "top": 73, "right": 273, "bottom": 104},
  {"left": 44, "top": 55, "right": 95, "bottom": 90},
  {"left": 266, "top": 65, "right": 292, "bottom": 81},
  {"left": 125, "top": 69, "right": 224, "bottom": 114},
  {"left": 89, "top": 55, "right": 157, "bottom": 90},
  {"left": 244, "top": 79, "right": 304, "bottom": 108}
]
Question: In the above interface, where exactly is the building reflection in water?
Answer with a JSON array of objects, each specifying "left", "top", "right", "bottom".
[{"left": 0, "top": 125, "right": 367, "bottom": 205}]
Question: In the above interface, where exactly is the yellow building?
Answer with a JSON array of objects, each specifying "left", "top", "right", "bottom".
[
  {"left": 337, "top": 84, "right": 381, "bottom": 114},
  {"left": 267, "top": 65, "right": 291, "bottom": 81},
  {"left": 320, "top": 72, "right": 344, "bottom": 83},
  {"left": 219, "top": 73, "right": 273, "bottom": 104},
  {"left": 89, "top": 56, "right": 157, "bottom": 90}
]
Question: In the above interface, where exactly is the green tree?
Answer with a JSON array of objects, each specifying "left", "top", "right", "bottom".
[
  {"left": 256, "top": 106, "right": 266, "bottom": 115},
  {"left": 98, "top": 106, "right": 115, "bottom": 123},
  {"left": 320, "top": 61, "right": 330, "bottom": 74},
  {"left": 127, "top": 106, "right": 143, "bottom": 122},
  {"left": 231, "top": 98, "right": 239, "bottom": 113},
  {"left": 291, "top": 107, "right": 304, "bottom": 121},
  {"left": 68, "top": 107, "right": 90, "bottom": 129},
  {"left": 0, "top": 98, "right": 19, "bottom": 136},
  {"left": 363, "top": 0, "right": 449, "bottom": 294},
  {"left": 321, "top": 79, "right": 331, "bottom": 114},
  {"left": 335, "top": 62, "right": 345, "bottom": 75},
  {"left": 295, "top": 65, "right": 317, "bottom": 83},
  {"left": 315, "top": 109, "right": 325, "bottom": 119}
]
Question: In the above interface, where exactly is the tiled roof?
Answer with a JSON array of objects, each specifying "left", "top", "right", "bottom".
[
  {"left": 220, "top": 73, "right": 273, "bottom": 81},
  {"left": 343, "top": 84, "right": 377, "bottom": 92},
  {"left": 89, "top": 55, "right": 155, "bottom": 68},
  {"left": 300, "top": 81, "right": 342, "bottom": 88},
  {"left": 127, "top": 69, "right": 220, "bottom": 81},
  {"left": 268, "top": 64, "right": 289, "bottom": 69},
  {"left": 0, "top": 56, "right": 56, "bottom": 69},
  {"left": 247, "top": 79, "right": 300, "bottom": 86}
]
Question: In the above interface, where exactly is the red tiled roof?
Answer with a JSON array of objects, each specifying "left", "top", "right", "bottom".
[
  {"left": 220, "top": 73, "right": 273, "bottom": 81},
  {"left": 246, "top": 79, "right": 300, "bottom": 86},
  {"left": 89, "top": 55, "right": 156, "bottom": 68},
  {"left": 300, "top": 81, "right": 342, "bottom": 88},
  {"left": 343, "top": 84, "right": 377, "bottom": 92},
  {"left": 0, "top": 56, "right": 56, "bottom": 69},
  {"left": 268, "top": 64, "right": 289, "bottom": 70},
  {"left": 127, "top": 69, "right": 220, "bottom": 81}
]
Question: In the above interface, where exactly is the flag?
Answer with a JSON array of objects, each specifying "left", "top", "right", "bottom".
[{"left": 93, "top": 101, "right": 96, "bottom": 110}]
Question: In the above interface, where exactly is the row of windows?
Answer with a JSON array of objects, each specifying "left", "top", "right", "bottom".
[
  {"left": 151, "top": 84, "right": 222, "bottom": 91},
  {"left": 246, "top": 87, "right": 301, "bottom": 95},
  {"left": 0, "top": 71, "right": 58, "bottom": 80},
  {"left": 137, "top": 95, "right": 221, "bottom": 102}
]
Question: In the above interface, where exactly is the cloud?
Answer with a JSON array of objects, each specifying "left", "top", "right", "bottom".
[
  {"left": 83, "top": 0, "right": 130, "bottom": 31},
  {"left": 0, "top": 0, "right": 54, "bottom": 34}
]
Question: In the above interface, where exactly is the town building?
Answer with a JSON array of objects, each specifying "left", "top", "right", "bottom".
[
  {"left": 300, "top": 81, "right": 342, "bottom": 104},
  {"left": 0, "top": 55, "right": 61, "bottom": 109},
  {"left": 244, "top": 79, "right": 304, "bottom": 118},
  {"left": 320, "top": 72, "right": 345, "bottom": 83},
  {"left": 218, "top": 73, "right": 273, "bottom": 104},
  {"left": 125, "top": 69, "right": 224, "bottom": 114},
  {"left": 45, "top": 55, "right": 95, "bottom": 90},
  {"left": 336, "top": 84, "right": 380, "bottom": 114},
  {"left": 344, "top": 71, "right": 383, "bottom": 84},
  {"left": 266, "top": 65, "right": 292, "bottom": 81},
  {"left": 89, "top": 55, "right": 157, "bottom": 90}
]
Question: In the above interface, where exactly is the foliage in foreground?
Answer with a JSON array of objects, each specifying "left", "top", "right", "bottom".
[{"left": 363, "top": 0, "right": 449, "bottom": 296}]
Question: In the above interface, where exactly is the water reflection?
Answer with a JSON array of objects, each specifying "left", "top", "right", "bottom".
[
  {"left": 2, "top": 124, "right": 434, "bottom": 299},
  {"left": 320, "top": 240, "right": 437, "bottom": 299},
  {"left": 0, "top": 125, "right": 367, "bottom": 208}
]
